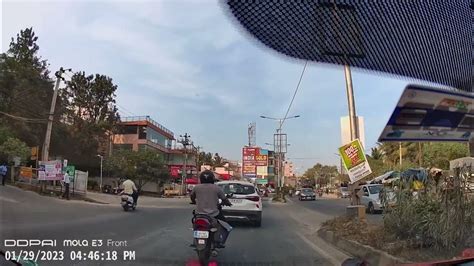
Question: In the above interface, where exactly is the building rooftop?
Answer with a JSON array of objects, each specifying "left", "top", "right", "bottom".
[{"left": 120, "top": 116, "right": 174, "bottom": 138}]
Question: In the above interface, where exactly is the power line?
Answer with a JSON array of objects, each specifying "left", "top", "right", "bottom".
[
  {"left": 279, "top": 60, "right": 308, "bottom": 130},
  {"left": 116, "top": 104, "right": 136, "bottom": 117},
  {"left": 0, "top": 110, "right": 47, "bottom": 123}
]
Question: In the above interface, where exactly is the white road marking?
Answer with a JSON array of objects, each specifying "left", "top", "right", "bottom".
[{"left": 0, "top": 196, "right": 18, "bottom": 203}]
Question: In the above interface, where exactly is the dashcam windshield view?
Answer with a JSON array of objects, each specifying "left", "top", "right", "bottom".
[{"left": 0, "top": 1, "right": 473, "bottom": 266}]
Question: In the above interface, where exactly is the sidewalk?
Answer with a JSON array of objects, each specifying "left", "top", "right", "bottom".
[{"left": 85, "top": 191, "right": 188, "bottom": 208}]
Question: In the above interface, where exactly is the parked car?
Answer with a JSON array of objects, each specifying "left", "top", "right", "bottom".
[
  {"left": 217, "top": 180, "right": 263, "bottom": 227},
  {"left": 339, "top": 187, "right": 350, "bottom": 198},
  {"left": 360, "top": 184, "right": 393, "bottom": 214},
  {"left": 299, "top": 188, "right": 316, "bottom": 201}
]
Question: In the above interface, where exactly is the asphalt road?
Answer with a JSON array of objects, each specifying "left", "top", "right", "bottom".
[
  {"left": 0, "top": 186, "right": 348, "bottom": 266},
  {"left": 290, "top": 195, "right": 384, "bottom": 224}
]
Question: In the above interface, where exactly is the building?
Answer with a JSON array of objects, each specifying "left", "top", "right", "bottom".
[
  {"left": 111, "top": 116, "right": 198, "bottom": 192},
  {"left": 340, "top": 116, "right": 366, "bottom": 148},
  {"left": 113, "top": 116, "right": 174, "bottom": 154},
  {"left": 283, "top": 161, "right": 294, "bottom": 177}
]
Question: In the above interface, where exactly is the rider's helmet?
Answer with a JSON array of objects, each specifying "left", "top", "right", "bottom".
[{"left": 199, "top": 170, "right": 215, "bottom": 184}]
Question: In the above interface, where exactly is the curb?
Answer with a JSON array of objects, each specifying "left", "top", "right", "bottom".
[{"left": 317, "top": 228, "right": 408, "bottom": 266}]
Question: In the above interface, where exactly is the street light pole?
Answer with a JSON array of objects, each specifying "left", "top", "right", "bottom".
[
  {"left": 260, "top": 115, "right": 299, "bottom": 192},
  {"left": 178, "top": 133, "right": 191, "bottom": 195},
  {"left": 97, "top": 155, "right": 103, "bottom": 192}
]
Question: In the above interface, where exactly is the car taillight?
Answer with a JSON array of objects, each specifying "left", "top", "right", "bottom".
[
  {"left": 194, "top": 218, "right": 211, "bottom": 230},
  {"left": 245, "top": 196, "right": 260, "bottom": 202}
]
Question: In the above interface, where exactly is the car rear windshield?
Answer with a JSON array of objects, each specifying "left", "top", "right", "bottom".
[
  {"left": 218, "top": 183, "right": 255, "bottom": 195},
  {"left": 341, "top": 187, "right": 348, "bottom": 191},
  {"left": 302, "top": 189, "right": 313, "bottom": 193}
]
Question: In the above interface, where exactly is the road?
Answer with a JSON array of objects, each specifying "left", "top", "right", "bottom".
[
  {"left": 0, "top": 185, "right": 350, "bottom": 266},
  {"left": 290, "top": 195, "right": 384, "bottom": 225}
]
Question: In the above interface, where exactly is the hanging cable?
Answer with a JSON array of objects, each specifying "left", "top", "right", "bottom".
[{"left": 279, "top": 60, "right": 308, "bottom": 130}]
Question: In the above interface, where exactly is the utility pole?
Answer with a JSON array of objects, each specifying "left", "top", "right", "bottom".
[
  {"left": 97, "top": 155, "right": 103, "bottom": 192},
  {"left": 344, "top": 64, "right": 359, "bottom": 141},
  {"left": 178, "top": 133, "right": 192, "bottom": 195},
  {"left": 399, "top": 142, "right": 403, "bottom": 167},
  {"left": 42, "top": 67, "right": 70, "bottom": 162}
]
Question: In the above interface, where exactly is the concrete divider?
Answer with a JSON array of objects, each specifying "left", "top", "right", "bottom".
[{"left": 317, "top": 228, "right": 408, "bottom": 266}]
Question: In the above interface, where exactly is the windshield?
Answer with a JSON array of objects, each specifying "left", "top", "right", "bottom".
[
  {"left": 368, "top": 185, "right": 383, "bottom": 194},
  {"left": 1, "top": 1, "right": 471, "bottom": 265},
  {"left": 218, "top": 183, "right": 255, "bottom": 195}
]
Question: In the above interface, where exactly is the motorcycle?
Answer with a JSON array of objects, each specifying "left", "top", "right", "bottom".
[
  {"left": 120, "top": 194, "right": 136, "bottom": 211},
  {"left": 191, "top": 194, "right": 233, "bottom": 265}
]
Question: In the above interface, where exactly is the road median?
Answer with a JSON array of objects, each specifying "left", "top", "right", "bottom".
[{"left": 317, "top": 227, "right": 407, "bottom": 266}]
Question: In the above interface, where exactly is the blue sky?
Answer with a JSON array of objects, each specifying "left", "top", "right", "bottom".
[{"left": 2, "top": 0, "right": 414, "bottom": 174}]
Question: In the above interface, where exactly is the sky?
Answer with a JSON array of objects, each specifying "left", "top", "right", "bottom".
[{"left": 2, "top": 0, "right": 416, "bottom": 174}]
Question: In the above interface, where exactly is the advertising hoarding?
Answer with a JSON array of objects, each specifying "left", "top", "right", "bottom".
[
  {"left": 338, "top": 139, "right": 372, "bottom": 184},
  {"left": 242, "top": 147, "right": 257, "bottom": 177},
  {"left": 379, "top": 85, "right": 473, "bottom": 142},
  {"left": 38, "top": 160, "right": 64, "bottom": 181}
]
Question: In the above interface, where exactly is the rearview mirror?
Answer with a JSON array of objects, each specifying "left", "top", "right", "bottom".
[{"left": 364, "top": 192, "right": 369, "bottom": 197}]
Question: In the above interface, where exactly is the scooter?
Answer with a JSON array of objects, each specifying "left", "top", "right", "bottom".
[
  {"left": 190, "top": 194, "right": 233, "bottom": 266},
  {"left": 120, "top": 194, "right": 136, "bottom": 211}
]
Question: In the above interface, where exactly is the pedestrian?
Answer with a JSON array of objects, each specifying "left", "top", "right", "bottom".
[
  {"left": 62, "top": 172, "right": 70, "bottom": 200},
  {"left": 0, "top": 163, "right": 7, "bottom": 186}
]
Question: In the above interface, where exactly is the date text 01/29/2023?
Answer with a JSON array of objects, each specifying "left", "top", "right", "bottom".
[{"left": 4, "top": 250, "right": 136, "bottom": 262}]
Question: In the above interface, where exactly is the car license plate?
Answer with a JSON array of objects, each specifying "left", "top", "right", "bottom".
[
  {"left": 193, "top": 231, "right": 209, "bottom": 239},
  {"left": 230, "top": 199, "right": 242, "bottom": 203}
]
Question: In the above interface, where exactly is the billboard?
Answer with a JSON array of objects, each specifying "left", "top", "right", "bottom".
[
  {"left": 379, "top": 85, "right": 473, "bottom": 142},
  {"left": 242, "top": 147, "right": 257, "bottom": 177},
  {"left": 243, "top": 147, "right": 270, "bottom": 177},
  {"left": 255, "top": 148, "right": 268, "bottom": 166},
  {"left": 38, "top": 160, "right": 64, "bottom": 181},
  {"left": 338, "top": 139, "right": 372, "bottom": 184}
]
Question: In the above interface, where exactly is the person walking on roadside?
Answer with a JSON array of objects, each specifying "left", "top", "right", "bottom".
[
  {"left": 0, "top": 163, "right": 7, "bottom": 186},
  {"left": 62, "top": 172, "right": 70, "bottom": 200}
]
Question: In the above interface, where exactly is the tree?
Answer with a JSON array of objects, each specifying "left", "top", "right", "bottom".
[
  {"left": 423, "top": 142, "right": 468, "bottom": 169},
  {"left": 104, "top": 149, "right": 169, "bottom": 191},
  {"left": 0, "top": 27, "right": 54, "bottom": 147},
  {"left": 370, "top": 146, "right": 383, "bottom": 160},
  {"left": 213, "top": 153, "right": 223, "bottom": 166},
  {"left": 58, "top": 71, "right": 120, "bottom": 169},
  {"left": 0, "top": 137, "right": 30, "bottom": 163},
  {"left": 303, "top": 163, "right": 339, "bottom": 187}
]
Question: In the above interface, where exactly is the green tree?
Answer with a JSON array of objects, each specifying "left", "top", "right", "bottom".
[
  {"left": 423, "top": 142, "right": 468, "bottom": 169},
  {"left": 0, "top": 125, "right": 13, "bottom": 145},
  {"left": 213, "top": 153, "right": 223, "bottom": 166},
  {"left": 0, "top": 137, "right": 30, "bottom": 163},
  {"left": 303, "top": 163, "right": 338, "bottom": 187},
  {"left": 58, "top": 71, "right": 120, "bottom": 169},
  {"left": 105, "top": 149, "right": 169, "bottom": 190},
  {"left": 0, "top": 27, "right": 54, "bottom": 147},
  {"left": 370, "top": 146, "right": 383, "bottom": 160}
]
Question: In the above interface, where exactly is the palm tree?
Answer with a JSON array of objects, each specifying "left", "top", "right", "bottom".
[{"left": 370, "top": 147, "right": 383, "bottom": 160}]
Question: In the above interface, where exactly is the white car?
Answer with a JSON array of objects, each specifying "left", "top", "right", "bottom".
[
  {"left": 216, "top": 180, "right": 263, "bottom": 227},
  {"left": 360, "top": 184, "right": 395, "bottom": 214}
]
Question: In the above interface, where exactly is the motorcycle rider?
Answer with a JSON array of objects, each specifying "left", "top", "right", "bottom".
[
  {"left": 120, "top": 178, "right": 138, "bottom": 206},
  {"left": 190, "top": 170, "right": 232, "bottom": 248}
]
